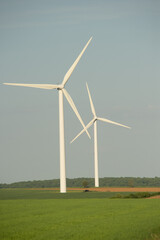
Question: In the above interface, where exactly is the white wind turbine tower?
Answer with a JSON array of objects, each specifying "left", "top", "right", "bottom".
[
  {"left": 3, "top": 38, "right": 92, "bottom": 193},
  {"left": 71, "top": 83, "right": 131, "bottom": 187}
]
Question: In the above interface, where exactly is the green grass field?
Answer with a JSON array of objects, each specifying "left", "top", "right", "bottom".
[{"left": 0, "top": 189, "right": 160, "bottom": 240}]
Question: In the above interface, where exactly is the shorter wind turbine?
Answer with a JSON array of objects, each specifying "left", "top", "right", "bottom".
[
  {"left": 3, "top": 38, "right": 92, "bottom": 193},
  {"left": 71, "top": 83, "right": 131, "bottom": 187}
]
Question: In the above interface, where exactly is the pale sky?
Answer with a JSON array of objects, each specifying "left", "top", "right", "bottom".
[{"left": 0, "top": 0, "right": 160, "bottom": 183}]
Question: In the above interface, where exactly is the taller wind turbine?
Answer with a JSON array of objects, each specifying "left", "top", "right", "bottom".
[
  {"left": 3, "top": 38, "right": 92, "bottom": 193},
  {"left": 71, "top": 83, "right": 131, "bottom": 187}
]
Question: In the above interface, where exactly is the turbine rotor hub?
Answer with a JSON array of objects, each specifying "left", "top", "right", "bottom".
[{"left": 57, "top": 84, "right": 64, "bottom": 90}]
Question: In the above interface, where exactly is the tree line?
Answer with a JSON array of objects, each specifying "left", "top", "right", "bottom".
[{"left": 0, "top": 177, "right": 160, "bottom": 188}]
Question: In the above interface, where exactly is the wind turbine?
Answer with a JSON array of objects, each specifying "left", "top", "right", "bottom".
[
  {"left": 3, "top": 37, "right": 92, "bottom": 193},
  {"left": 71, "top": 83, "right": 131, "bottom": 187}
]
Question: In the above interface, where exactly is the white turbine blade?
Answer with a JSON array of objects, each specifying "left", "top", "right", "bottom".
[
  {"left": 71, "top": 119, "right": 94, "bottom": 143},
  {"left": 3, "top": 83, "right": 59, "bottom": 90},
  {"left": 62, "top": 37, "right": 92, "bottom": 86},
  {"left": 98, "top": 117, "right": 131, "bottom": 129},
  {"left": 86, "top": 82, "right": 96, "bottom": 117},
  {"left": 62, "top": 88, "right": 91, "bottom": 139}
]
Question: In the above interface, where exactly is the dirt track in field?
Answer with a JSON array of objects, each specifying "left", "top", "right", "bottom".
[
  {"left": 30, "top": 187, "right": 160, "bottom": 192},
  {"left": 147, "top": 195, "right": 160, "bottom": 199},
  {"left": 68, "top": 187, "right": 160, "bottom": 192}
]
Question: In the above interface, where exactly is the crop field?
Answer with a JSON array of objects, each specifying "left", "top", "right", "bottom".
[{"left": 0, "top": 189, "right": 160, "bottom": 240}]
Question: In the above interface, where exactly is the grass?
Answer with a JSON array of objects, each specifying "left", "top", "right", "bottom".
[
  {"left": 0, "top": 189, "right": 160, "bottom": 240},
  {"left": 0, "top": 189, "right": 118, "bottom": 200}
]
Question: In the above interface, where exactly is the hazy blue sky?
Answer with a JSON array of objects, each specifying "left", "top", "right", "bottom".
[{"left": 0, "top": 0, "right": 160, "bottom": 183}]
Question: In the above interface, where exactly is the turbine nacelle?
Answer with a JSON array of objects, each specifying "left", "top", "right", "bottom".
[
  {"left": 57, "top": 84, "right": 64, "bottom": 90},
  {"left": 93, "top": 117, "right": 98, "bottom": 122}
]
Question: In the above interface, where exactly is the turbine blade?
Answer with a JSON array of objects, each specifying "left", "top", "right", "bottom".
[
  {"left": 98, "top": 117, "right": 131, "bottom": 129},
  {"left": 86, "top": 82, "right": 96, "bottom": 117},
  {"left": 62, "top": 37, "right": 92, "bottom": 86},
  {"left": 3, "top": 83, "right": 59, "bottom": 90},
  {"left": 71, "top": 119, "right": 94, "bottom": 143},
  {"left": 62, "top": 88, "right": 91, "bottom": 139}
]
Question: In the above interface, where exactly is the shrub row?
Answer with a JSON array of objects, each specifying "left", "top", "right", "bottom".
[{"left": 112, "top": 192, "right": 160, "bottom": 199}]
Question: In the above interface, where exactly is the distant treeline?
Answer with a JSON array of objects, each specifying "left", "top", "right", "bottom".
[{"left": 0, "top": 177, "right": 160, "bottom": 188}]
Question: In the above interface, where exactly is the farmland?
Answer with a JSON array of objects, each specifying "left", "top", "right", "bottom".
[{"left": 0, "top": 189, "right": 160, "bottom": 240}]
